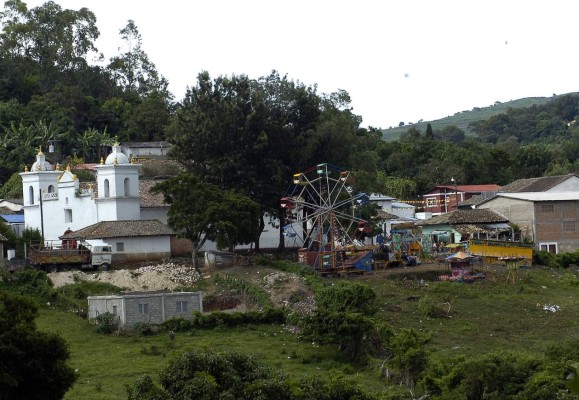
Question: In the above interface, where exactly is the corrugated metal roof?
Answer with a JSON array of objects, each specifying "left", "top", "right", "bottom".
[
  {"left": 1, "top": 215, "right": 24, "bottom": 223},
  {"left": 498, "top": 174, "right": 577, "bottom": 193},
  {"left": 496, "top": 191, "right": 579, "bottom": 201}
]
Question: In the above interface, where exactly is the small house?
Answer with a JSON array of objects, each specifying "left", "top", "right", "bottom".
[
  {"left": 88, "top": 290, "right": 203, "bottom": 327},
  {"left": 416, "top": 208, "right": 510, "bottom": 246},
  {"left": 60, "top": 219, "right": 175, "bottom": 263}
]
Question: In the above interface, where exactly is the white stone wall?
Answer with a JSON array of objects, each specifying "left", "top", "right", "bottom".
[
  {"left": 140, "top": 208, "right": 169, "bottom": 224},
  {"left": 478, "top": 197, "right": 534, "bottom": 240},
  {"left": 109, "top": 236, "right": 172, "bottom": 260}
]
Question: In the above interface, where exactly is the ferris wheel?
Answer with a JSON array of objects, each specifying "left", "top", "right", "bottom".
[{"left": 281, "top": 163, "right": 370, "bottom": 269}]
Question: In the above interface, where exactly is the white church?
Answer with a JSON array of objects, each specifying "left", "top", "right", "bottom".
[{"left": 20, "top": 142, "right": 176, "bottom": 262}]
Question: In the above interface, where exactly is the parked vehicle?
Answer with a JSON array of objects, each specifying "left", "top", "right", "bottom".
[{"left": 28, "top": 239, "right": 113, "bottom": 272}]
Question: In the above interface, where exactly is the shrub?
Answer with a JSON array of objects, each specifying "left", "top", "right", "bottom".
[
  {"left": 418, "top": 295, "right": 448, "bottom": 318},
  {"left": 94, "top": 312, "right": 119, "bottom": 334},
  {"left": 134, "top": 322, "right": 156, "bottom": 336}
]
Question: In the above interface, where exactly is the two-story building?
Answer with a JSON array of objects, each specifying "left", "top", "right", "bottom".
[
  {"left": 478, "top": 192, "right": 579, "bottom": 253},
  {"left": 422, "top": 184, "right": 501, "bottom": 215}
]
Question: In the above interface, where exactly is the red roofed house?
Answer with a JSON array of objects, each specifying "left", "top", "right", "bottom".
[{"left": 422, "top": 184, "right": 502, "bottom": 216}]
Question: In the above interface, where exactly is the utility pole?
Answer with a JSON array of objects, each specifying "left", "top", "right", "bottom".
[{"left": 451, "top": 177, "right": 459, "bottom": 210}]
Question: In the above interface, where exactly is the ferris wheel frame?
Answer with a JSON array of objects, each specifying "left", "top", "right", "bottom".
[{"left": 281, "top": 163, "right": 370, "bottom": 268}]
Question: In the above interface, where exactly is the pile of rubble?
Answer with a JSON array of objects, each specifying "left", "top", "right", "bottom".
[{"left": 134, "top": 262, "right": 201, "bottom": 287}]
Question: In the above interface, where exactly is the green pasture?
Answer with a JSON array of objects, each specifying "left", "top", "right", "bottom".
[{"left": 35, "top": 264, "right": 579, "bottom": 400}]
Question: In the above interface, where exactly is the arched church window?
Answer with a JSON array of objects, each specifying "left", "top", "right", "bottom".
[
  {"left": 124, "top": 178, "right": 130, "bottom": 197},
  {"left": 29, "top": 186, "right": 34, "bottom": 205},
  {"left": 104, "top": 179, "right": 110, "bottom": 198},
  {"left": 47, "top": 185, "right": 55, "bottom": 193}
]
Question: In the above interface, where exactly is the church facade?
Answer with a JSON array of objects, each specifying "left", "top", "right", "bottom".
[{"left": 20, "top": 143, "right": 172, "bottom": 260}]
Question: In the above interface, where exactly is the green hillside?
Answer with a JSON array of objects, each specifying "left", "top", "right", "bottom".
[{"left": 380, "top": 94, "right": 575, "bottom": 141}]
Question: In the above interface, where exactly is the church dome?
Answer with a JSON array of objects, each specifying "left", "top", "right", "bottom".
[
  {"left": 105, "top": 141, "right": 130, "bottom": 165},
  {"left": 30, "top": 148, "right": 54, "bottom": 171}
]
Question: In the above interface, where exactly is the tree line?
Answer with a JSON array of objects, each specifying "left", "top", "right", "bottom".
[{"left": 1, "top": 0, "right": 578, "bottom": 252}]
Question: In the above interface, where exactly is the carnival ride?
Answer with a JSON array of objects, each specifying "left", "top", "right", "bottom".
[{"left": 281, "top": 163, "right": 373, "bottom": 273}]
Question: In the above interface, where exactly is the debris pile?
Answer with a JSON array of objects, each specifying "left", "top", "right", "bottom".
[{"left": 135, "top": 262, "right": 201, "bottom": 286}]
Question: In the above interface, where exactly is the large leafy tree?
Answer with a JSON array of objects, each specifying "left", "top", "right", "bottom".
[
  {"left": 170, "top": 71, "right": 371, "bottom": 250},
  {"left": 169, "top": 71, "right": 313, "bottom": 249},
  {"left": 0, "top": 0, "right": 100, "bottom": 90},
  {"left": 152, "top": 173, "right": 260, "bottom": 269},
  {"left": 0, "top": 291, "right": 76, "bottom": 400}
]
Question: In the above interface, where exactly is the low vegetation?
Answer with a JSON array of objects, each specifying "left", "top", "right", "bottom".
[{"left": 3, "top": 258, "right": 578, "bottom": 399}]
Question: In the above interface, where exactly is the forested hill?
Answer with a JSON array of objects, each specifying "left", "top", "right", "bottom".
[
  {"left": 380, "top": 94, "right": 577, "bottom": 141},
  {"left": 0, "top": 1, "right": 577, "bottom": 203}
]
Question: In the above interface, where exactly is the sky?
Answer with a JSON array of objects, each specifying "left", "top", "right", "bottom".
[{"left": 21, "top": 1, "right": 579, "bottom": 129}]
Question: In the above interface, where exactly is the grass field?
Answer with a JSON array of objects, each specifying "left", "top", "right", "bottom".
[{"left": 35, "top": 264, "right": 579, "bottom": 399}]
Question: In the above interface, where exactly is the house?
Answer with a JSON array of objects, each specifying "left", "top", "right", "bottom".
[
  {"left": 88, "top": 290, "right": 203, "bottom": 327},
  {"left": 461, "top": 174, "right": 579, "bottom": 209},
  {"left": 477, "top": 192, "right": 579, "bottom": 253},
  {"left": 60, "top": 219, "right": 175, "bottom": 263},
  {"left": 416, "top": 208, "right": 510, "bottom": 246},
  {"left": 422, "top": 184, "right": 502, "bottom": 215},
  {"left": 497, "top": 173, "right": 579, "bottom": 193},
  {"left": 0, "top": 214, "right": 25, "bottom": 237},
  {"left": 120, "top": 141, "right": 173, "bottom": 161}
]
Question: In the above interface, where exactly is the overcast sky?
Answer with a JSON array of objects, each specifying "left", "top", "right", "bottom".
[{"left": 21, "top": 1, "right": 579, "bottom": 128}]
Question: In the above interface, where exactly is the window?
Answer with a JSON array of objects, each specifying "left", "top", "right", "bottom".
[
  {"left": 112, "top": 305, "right": 117, "bottom": 315},
  {"left": 29, "top": 186, "right": 34, "bottom": 205},
  {"left": 562, "top": 220, "right": 576, "bottom": 232},
  {"left": 138, "top": 303, "right": 149, "bottom": 315},
  {"left": 426, "top": 198, "right": 436, "bottom": 207},
  {"left": 176, "top": 301, "right": 188, "bottom": 313},
  {"left": 64, "top": 209, "right": 72, "bottom": 223},
  {"left": 47, "top": 185, "right": 54, "bottom": 193},
  {"left": 539, "top": 242, "right": 557, "bottom": 254},
  {"left": 541, "top": 203, "right": 554, "bottom": 213},
  {"left": 116, "top": 242, "right": 124, "bottom": 252},
  {"left": 124, "top": 177, "right": 130, "bottom": 197},
  {"left": 104, "top": 179, "right": 110, "bottom": 198}
]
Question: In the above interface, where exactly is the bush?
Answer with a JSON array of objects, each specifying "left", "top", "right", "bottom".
[
  {"left": 94, "top": 312, "right": 119, "bottom": 334},
  {"left": 159, "top": 308, "right": 286, "bottom": 333},
  {"left": 134, "top": 322, "right": 156, "bottom": 336},
  {"left": 418, "top": 295, "right": 448, "bottom": 318}
]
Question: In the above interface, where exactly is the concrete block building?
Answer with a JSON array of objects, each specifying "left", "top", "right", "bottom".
[{"left": 88, "top": 291, "right": 203, "bottom": 327}]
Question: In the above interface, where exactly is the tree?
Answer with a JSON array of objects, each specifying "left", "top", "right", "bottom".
[
  {"left": 0, "top": 0, "right": 100, "bottom": 91},
  {"left": 126, "top": 349, "right": 375, "bottom": 400},
  {"left": 299, "top": 281, "right": 379, "bottom": 360},
  {"left": 0, "top": 291, "right": 76, "bottom": 400},
  {"left": 169, "top": 71, "right": 323, "bottom": 250},
  {"left": 151, "top": 173, "right": 260, "bottom": 270},
  {"left": 108, "top": 20, "right": 169, "bottom": 97}
]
